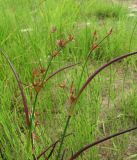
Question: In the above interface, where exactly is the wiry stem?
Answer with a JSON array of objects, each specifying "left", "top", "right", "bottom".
[
  {"left": 68, "top": 126, "right": 137, "bottom": 160},
  {"left": 0, "top": 48, "right": 30, "bottom": 127},
  {"left": 37, "top": 133, "right": 72, "bottom": 159},
  {"left": 30, "top": 56, "right": 53, "bottom": 156},
  {"left": 56, "top": 116, "right": 71, "bottom": 160},
  {"left": 77, "top": 51, "right": 137, "bottom": 99},
  {"left": 45, "top": 142, "right": 57, "bottom": 160},
  {"left": 21, "top": 63, "right": 79, "bottom": 89},
  {"left": 45, "top": 63, "right": 80, "bottom": 82},
  {"left": 77, "top": 30, "right": 112, "bottom": 91},
  {"left": 61, "top": 149, "right": 67, "bottom": 160}
]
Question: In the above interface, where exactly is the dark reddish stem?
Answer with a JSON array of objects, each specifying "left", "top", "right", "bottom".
[
  {"left": 45, "top": 142, "right": 57, "bottom": 160},
  {"left": 45, "top": 63, "right": 80, "bottom": 82},
  {"left": 37, "top": 133, "right": 73, "bottom": 159},
  {"left": 61, "top": 149, "right": 67, "bottom": 160},
  {"left": 21, "top": 63, "right": 79, "bottom": 88},
  {"left": 68, "top": 126, "right": 137, "bottom": 160},
  {"left": 0, "top": 48, "right": 30, "bottom": 127},
  {"left": 77, "top": 51, "right": 137, "bottom": 99}
]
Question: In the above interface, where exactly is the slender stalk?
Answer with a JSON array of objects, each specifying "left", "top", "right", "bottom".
[
  {"left": 68, "top": 126, "right": 137, "bottom": 160},
  {"left": 30, "top": 93, "right": 39, "bottom": 130},
  {"left": 42, "top": 56, "right": 53, "bottom": 84},
  {"left": 56, "top": 116, "right": 71, "bottom": 160},
  {"left": 30, "top": 54, "right": 59, "bottom": 128},
  {"left": 77, "top": 51, "right": 137, "bottom": 100},
  {"left": 37, "top": 133, "right": 72, "bottom": 159},
  {"left": 61, "top": 149, "right": 66, "bottom": 160},
  {"left": 21, "top": 63, "right": 79, "bottom": 89},
  {"left": 0, "top": 48, "right": 30, "bottom": 126},
  {"left": 30, "top": 55, "right": 53, "bottom": 156},
  {"left": 46, "top": 142, "right": 57, "bottom": 160},
  {"left": 45, "top": 63, "right": 80, "bottom": 82},
  {"left": 37, "top": 142, "right": 57, "bottom": 160},
  {"left": 77, "top": 31, "right": 112, "bottom": 92}
]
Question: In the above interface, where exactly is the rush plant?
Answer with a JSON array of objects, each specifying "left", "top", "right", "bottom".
[{"left": 0, "top": 28, "right": 137, "bottom": 160}]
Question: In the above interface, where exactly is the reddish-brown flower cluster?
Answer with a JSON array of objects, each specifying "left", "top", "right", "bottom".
[
  {"left": 91, "top": 43, "right": 98, "bottom": 50},
  {"left": 68, "top": 34, "right": 74, "bottom": 41},
  {"left": 32, "top": 80, "right": 43, "bottom": 93},
  {"left": 108, "top": 28, "right": 113, "bottom": 35},
  {"left": 56, "top": 34, "right": 74, "bottom": 48},
  {"left": 56, "top": 39, "right": 67, "bottom": 48},
  {"left": 51, "top": 51, "right": 59, "bottom": 57},
  {"left": 32, "top": 67, "right": 46, "bottom": 93},
  {"left": 90, "top": 28, "right": 113, "bottom": 51},
  {"left": 69, "top": 82, "right": 76, "bottom": 105},
  {"left": 51, "top": 34, "right": 74, "bottom": 58}
]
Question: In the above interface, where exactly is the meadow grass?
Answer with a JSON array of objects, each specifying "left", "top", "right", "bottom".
[{"left": 0, "top": 0, "right": 137, "bottom": 159}]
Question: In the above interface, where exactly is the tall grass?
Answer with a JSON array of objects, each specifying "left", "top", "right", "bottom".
[{"left": 1, "top": 0, "right": 137, "bottom": 159}]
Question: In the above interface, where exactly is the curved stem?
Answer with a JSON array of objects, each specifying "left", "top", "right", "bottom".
[
  {"left": 37, "top": 133, "right": 72, "bottom": 159},
  {"left": 0, "top": 48, "right": 30, "bottom": 126},
  {"left": 77, "top": 32, "right": 112, "bottom": 92},
  {"left": 77, "top": 51, "right": 137, "bottom": 100},
  {"left": 68, "top": 126, "right": 137, "bottom": 160},
  {"left": 45, "top": 63, "right": 79, "bottom": 82}
]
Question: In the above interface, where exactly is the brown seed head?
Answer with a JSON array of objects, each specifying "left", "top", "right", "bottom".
[
  {"left": 32, "top": 68, "right": 40, "bottom": 78},
  {"left": 52, "top": 50, "right": 59, "bottom": 57},
  {"left": 91, "top": 43, "right": 98, "bottom": 50},
  {"left": 56, "top": 39, "right": 66, "bottom": 48},
  {"left": 33, "top": 80, "right": 43, "bottom": 93},
  {"left": 93, "top": 30, "right": 97, "bottom": 37},
  {"left": 108, "top": 28, "right": 113, "bottom": 35},
  {"left": 40, "top": 67, "right": 46, "bottom": 74},
  {"left": 68, "top": 34, "right": 74, "bottom": 41},
  {"left": 69, "top": 95, "right": 76, "bottom": 105}
]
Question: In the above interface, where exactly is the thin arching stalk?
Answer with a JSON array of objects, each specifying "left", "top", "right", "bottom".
[
  {"left": 68, "top": 126, "right": 137, "bottom": 160},
  {"left": 37, "top": 133, "right": 72, "bottom": 159},
  {"left": 77, "top": 30, "right": 112, "bottom": 91},
  {"left": 61, "top": 149, "right": 67, "bottom": 160},
  {"left": 77, "top": 51, "right": 137, "bottom": 99},
  {"left": 0, "top": 48, "right": 30, "bottom": 127},
  {"left": 57, "top": 50, "right": 137, "bottom": 160},
  {"left": 45, "top": 63, "right": 80, "bottom": 82}
]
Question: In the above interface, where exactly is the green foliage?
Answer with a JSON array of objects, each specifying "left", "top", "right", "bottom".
[{"left": 0, "top": 0, "right": 137, "bottom": 159}]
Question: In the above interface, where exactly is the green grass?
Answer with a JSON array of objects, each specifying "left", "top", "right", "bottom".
[{"left": 0, "top": 0, "right": 137, "bottom": 159}]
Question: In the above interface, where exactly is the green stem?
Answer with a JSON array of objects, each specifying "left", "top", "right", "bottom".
[
  {"left": 56, "top": 116, "right": 71, "bottom": 160},
  {"left": 29, "top": 55, "right": 54, "bottom": 154},
  {"left": 30, "top": 93, "right": 39, "bottom": 131},
  {"left": 30, "top": 55, "right": 53, "bottom": 129},
  {"left": 77, "top": 32, "right": 112, "bottom": 92}
]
